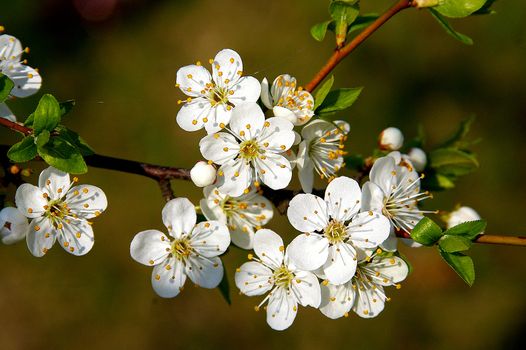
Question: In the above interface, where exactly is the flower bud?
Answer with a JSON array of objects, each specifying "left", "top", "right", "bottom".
[
  {"left": 190, "top": 161, "right": 216, "bottom": 187},
  {"left": 446, "top": 206, "right": 482, "bottom": 229},
  {"left": 413, "top": 0, "right": 441, "bottom": 9},
  {"left": 0, "top": 207, "right": 29, "bottom": 245},
  {"left": 378, "top": 127, "right": 404, "bottom": 151},
  {"left": 408, "top": 147, "right": 427, "bottom": 172}
]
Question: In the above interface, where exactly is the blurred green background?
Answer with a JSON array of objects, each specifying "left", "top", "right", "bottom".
[{"left": 1, "top": 0, "right": 525, "bottom": 349}]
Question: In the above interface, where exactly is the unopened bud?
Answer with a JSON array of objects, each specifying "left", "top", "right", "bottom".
[
  {"left": 20, "top": 168, "right": 32, "bottom": 177},
  {"left": 413, "top": 0, "right": 442, "bottom": 9},
  {"left": 446, "top": 206, "right": 482, "bottom": 229},
  {"left": 9, "top": 165, "right": 20, "bottom": 175},
  {"left": 378, "top": 127, "right": 404, "bottom": 151},
  {"left": 190, "top": 161, "right": 216, "bottom": 187},
  {"left": 408, "top": 147, "right": 427, "bottom": 172}
]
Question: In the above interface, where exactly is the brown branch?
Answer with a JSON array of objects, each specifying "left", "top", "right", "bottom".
[{"left": 305, "top": 0, "right": 413, "bottom": 92}]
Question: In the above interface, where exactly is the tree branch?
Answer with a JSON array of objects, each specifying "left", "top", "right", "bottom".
[{"left": 304, "top": 0, "right": 414, "bottom": 92}]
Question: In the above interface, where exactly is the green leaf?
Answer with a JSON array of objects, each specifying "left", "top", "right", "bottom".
[
  {"left": 439, "top": 235, "right": 472, "bottom": 252},
  {"left": 217, "top": 265, "right": 231, "bottom": 305},
  {"left": 435, "top": 0, "right": 487, "bottom": 18},
  {"left": 35, "top": 130, "right": 50, "bottom": 148},
  {"left": 347, "top": 14, "right": 379, "bottom": 34},
  {"left": 344, "top": 154, "right": 365, "bottom": 171},
  {"left": 24, "top": 113, "right": 34, "bottom": 127},
  {"left": 313, "top": 75, "right": 334, "bottom": 110},
  {"left": 56, "top": 126, "right": 94, "bottom": 156},
  {"left": 421, "top": 172, "right": 456, "bottom": 191},
  {"left": 439, "top": 249, "right": 475, "bottom": 286},
  {"left": 444, "top": 220, "right": 486, "bottom": 240},
  {"left": 59, "top": 100, "right": 76, "bottom": 117},
  {"left": 329, "top": 1, "right": 360, "bottom": 46},
  {"left": 37, "top": 136, "right": 88, "bottom": 174},
  {"left": 316, "top": 87, "right": 363, "bottom": 115},
  {"left": 410, "top": 217, "right": 443, "bottom": 246},
  {"left": 429, "top": 9, "right": 473, "bottom": 45},
  {"left": 0, "top": 74, "right": 15, "bottom": 102},
  {"left": 33, "top": 94, "right": 62, "bottom": 135},
  {"left": 472, "top": 0, "right": 497, "bottom": 15},
  {"left": 311, "top": 20, "right": 333, "bottom": 42},
  {"left": 7, "top": 136, "right": 37, "bottom": 163},
  {"left": 429, "top": 148, "right": 478, "bottom": 177},
  {"left": 440, "top": 115, "right": 476, "bottom": 149}
]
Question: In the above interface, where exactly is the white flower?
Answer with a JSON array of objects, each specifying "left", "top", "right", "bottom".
[
  {"left": 0, "top": 207, "right": 29, "bottom": 244},
  {"left": 130, "top": 198, "right": 230, "bottom": 298},
  {"left": 447, "top": 206, "right": 481, "bottom": 229},
  {"left": 362, "top": 152, "right": 434, "bottom": 251},
  {"left": 319, "top": 254, "right": 408, "bottom": 319},
  {"left": 199, "top": 103, "right": 295, "bottom": 197},
  {"left": 200, "top": 185, "right": 273, "bottom": 249},
  {"left": 176, "top": 49, "right": 260, "bottom": 134},
  {"left": 234, "top": 229, "right": 321, "bottom": 331},
  {"left": 190, "top": 161, "right": 216, "bottom": 187},
  {"left": 408, "top": 147, "right": 427, "bottom": 172},
  {"left": 260, "top": 74, "right": 314, "bottom": 126},
  {"left": 14, "top": 167, "right": 107, "bottom": 257},
  {"left": 0, "top": 102, "right": 16, "bottom": 122},
  {"left": 378, "top": 127, "right": 404, "bottom": 151},
  {"left": 296, "top": 119, "right": 350, "bottom": 193},
  {"left": 286, "top": 176, "right": 390, "bottom": 285},
  {"left": 0, "top": 34, "right": 42, "bottom": 98}
]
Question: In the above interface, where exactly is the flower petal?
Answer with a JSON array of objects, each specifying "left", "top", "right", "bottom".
[
  {"left": 266, "top": 287, "right": 298, "bottom": 331},
  {"left": 199, "top": 132, "right": 239, "bottom": 165},
  {"left": 323, "top": 243, "right": 357, "bottom": 285},
  {"left": 162, "top": 198, "right": 196, "bottom": 238},
  {"left": 260, "top": 78, "right": 272, "bottom": 109},
  {"left": 360, "top": 181, "right": 386, "bottom": 212},
  {"left": 369, "top": 156, "right": 396, "bottom": 195},
  {"left": 66, "top": 185, "right": 107, "bottom": 219},
  {"left": 8, "top": 65, "right": 42, "bottom": 98},
  {"left": 217, "top": 159, "right": 252, "bottom": 197},
  {"left": 325, "top": 176, "right": 362, "bottom": 222},
  {"left": 57, "top": 219, "right": 95, "bottom": 256},
  {"left": 297, "top": 141, "right": 315, "bottom": 194},
  {"left": 229, "top": 76, "right": 261, "bottom": 105},
  {"left": 290, "top": 270, "right": 321, "bottom": 308},
  {"left": 151, "top": 257, "right": 186, "bottom": 298},
  {"left": 0, "top": 103, "right": 16, "bottom": 122},
  {"left": 367, "top": 256, "right": 409, "bottom": 286},
  {"left": 254, "top": 153, "right": 292, "bottom": 191},
  {"left": 212, "top": 49, "right": 243, "bottom": 86},
  {"left": 176, "top": 64, "right": 212, "bottom": 97},
  {"left": 190, "top": 220, "right": 230, "bottom": 258},
  {"left": 130, "top": 229, "right": 171, "bottom": 266},
  {"left": 287, "top": 193, "right": 329, "bottom": 233},
  {"left": 15, "top": 184, "right": 47, "bottom": 219},
  {"left": 380, "top": 229, "right": 398, "bottom": 252},
  {"left": 258, "top": 117, "right": 295, "bottom": 153},
  {"left": 185, "top": 255, "right": 224, "bottom": 288},
  {"left": 229, "top": 103, "right": 265, "bottom": 140},
  {"left": 352, "top": 280, "right": 386, "bottom": 318},
  {"left": 319, "top": 282, "right": 355, "bottom": 319},
  {"left": 26, "top": 217, "right": 56, "bottom": 257},
  {"left": 176, "top": 97, "right": 212, "bottom": 132},
  {"left": 0, "top": 207, "right": 28, "bottom": 244},
  {"left": 38, "top": 167, "right": 71, "bottom": 200},
  {"left": 203, "top": 104, "right": 233, "bottom": 134},
  {"left": 253, "top": 229, "right": 284, "bottom": 268},
  {"left": 287, "top": 233, "right": 329, "bottom": 271},
  {"left": 0, "top": 35, "right": 23, "bottom": 62},
  {"left": 235, "top": 261, "right": 273, "bottom": 296},
  {"left": 348, "top": 211, "right": 390, "bottom": 249},
  {"left": 229, "top": 218, "right": 255, "bottom": 250}
]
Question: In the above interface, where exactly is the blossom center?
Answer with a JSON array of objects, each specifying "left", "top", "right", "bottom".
[
  {"left": 171, "top": 238, "right": 193, "bottom": 260},
  {"left": 239, "top": 140, "right": 260, "bottom": 160},
  {"left": 208, "top": 85, "right": 230, "bottom": 106},
  {"left": 45, "top": 199, "right": 69, "bottom": 220},
  {"left": 324, "top": 220, "right": 347, "bottom": 244},
  {"left": 273, "top": 265, "right": 294, "bottom": 288}
]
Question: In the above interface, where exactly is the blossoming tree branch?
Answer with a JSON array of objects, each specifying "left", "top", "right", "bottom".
[{"left": 1, "top": 0, "right": 524, "bottom": 331}]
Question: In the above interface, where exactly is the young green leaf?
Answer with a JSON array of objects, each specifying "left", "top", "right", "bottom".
[
  {"left": 37, "top": 136, "right": 88, "bottom": 174},
  {"left": 0, "top": 74, "right": 15, "bottom": 102},
  {"left": 410, "top": 217, "right": 443, "bottom": 246},
  {"left": 329, "top": 0, "right": 360, "bottom": 47},
  {"left": 7, "top": 136, "right": 37, "bottom": 163},
  {"left": 316, "top": 87, "right": 363, "bottom": 115},
  {"left": 429, "top": 148, "right": 478, "bottom": 177},
  {"left": 311, "top": 20, "right": 333, "bottom": 42},
  {"left": 444, "top": 220, "right": 486, "bottom": 240},
  {"left": 347, "top": 14, "right": 379, "bottom": 34},
  {"left": 313, "top": 75, "right": 334, "bottom": 110},
  {"left": 429, "top": 9, "right": 473, "bottom": 45},
  {"left": 440, "top": 115, "right": 476, "bottom": 149},
  {"left": 59, "top": 100, "right": 76, "bottom": 117},
  {"left": 439, "top": 249, "right": 475, "bottom": 286},
  {"left": 56, "top": 126, "right": 95, "bottom": 156},
  {"left": 434, "top": 0, "right": 487, "bottom": 18},
  {"left": 421, "top": 172, "right": 456, "bottom": 191},
  {"left": 217, "top": 266, "right": 231, "bottom": 305},
  {"left": 439, "top": 235, "right": 472, "bottom": 252},
  {"left": 33, "top": 94, "right": 62, "bottom": 135},
  {"left": 35, "top": 130, "right": 51, "bottom": 148}
]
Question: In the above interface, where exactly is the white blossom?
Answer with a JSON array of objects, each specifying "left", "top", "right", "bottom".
[
  {"left": 408, "top": 147, "right": 427, "bottom": 172},
  {"left": 296, "top": 119, "right": 349, "bottom": 193},
  {"left": 0, "top": 34, "right": 42, "bottom": 98},
  {"left": 15, "top": 167, "right": 107, "bottom": 257},
  {"left": 260, "top": 74, "right": 314, "bottom": 126},
  {"left": 319, "top": 254, "right": 408, "bottom": 319},
  {"left": 200, "top": 185, "right": 273, "bottom": 249},
  {"left": 190, "top": 161, "right": 216, "bottom": 187},
  {"left": 200, "top": 103, "right": 295, "bottom": 197},
  {"left": 0, "top": 207, "right": 29, "bottom": 244},
  {"left": 447, "top": 206, "right": 481, "bottom": 229},
  {"left": 176, "top": 49, "right": 260, "bottom": 134},
  {"left": 130, "top": 198, "right": 230, "bottom": 298},
  {"left": 378, "top": 127, "right": 404, "bottom": 151},
  {"left": 362, "top": 152, "right": 434, "bottom": 251},
  {"left": 286, "top": 176, "right": 390, "bottom": 285},
  {"left": 235, "top": 229, "right": 320, "bottom": 331}
]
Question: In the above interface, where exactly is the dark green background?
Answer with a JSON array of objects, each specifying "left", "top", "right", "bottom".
[{"left": 1, "top": 0, "right": 525, "bottom": 349}]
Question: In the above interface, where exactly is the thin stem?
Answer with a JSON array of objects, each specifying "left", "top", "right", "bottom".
[{"left": 305, "top": 0, "right": 413, "bottom": 92}]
